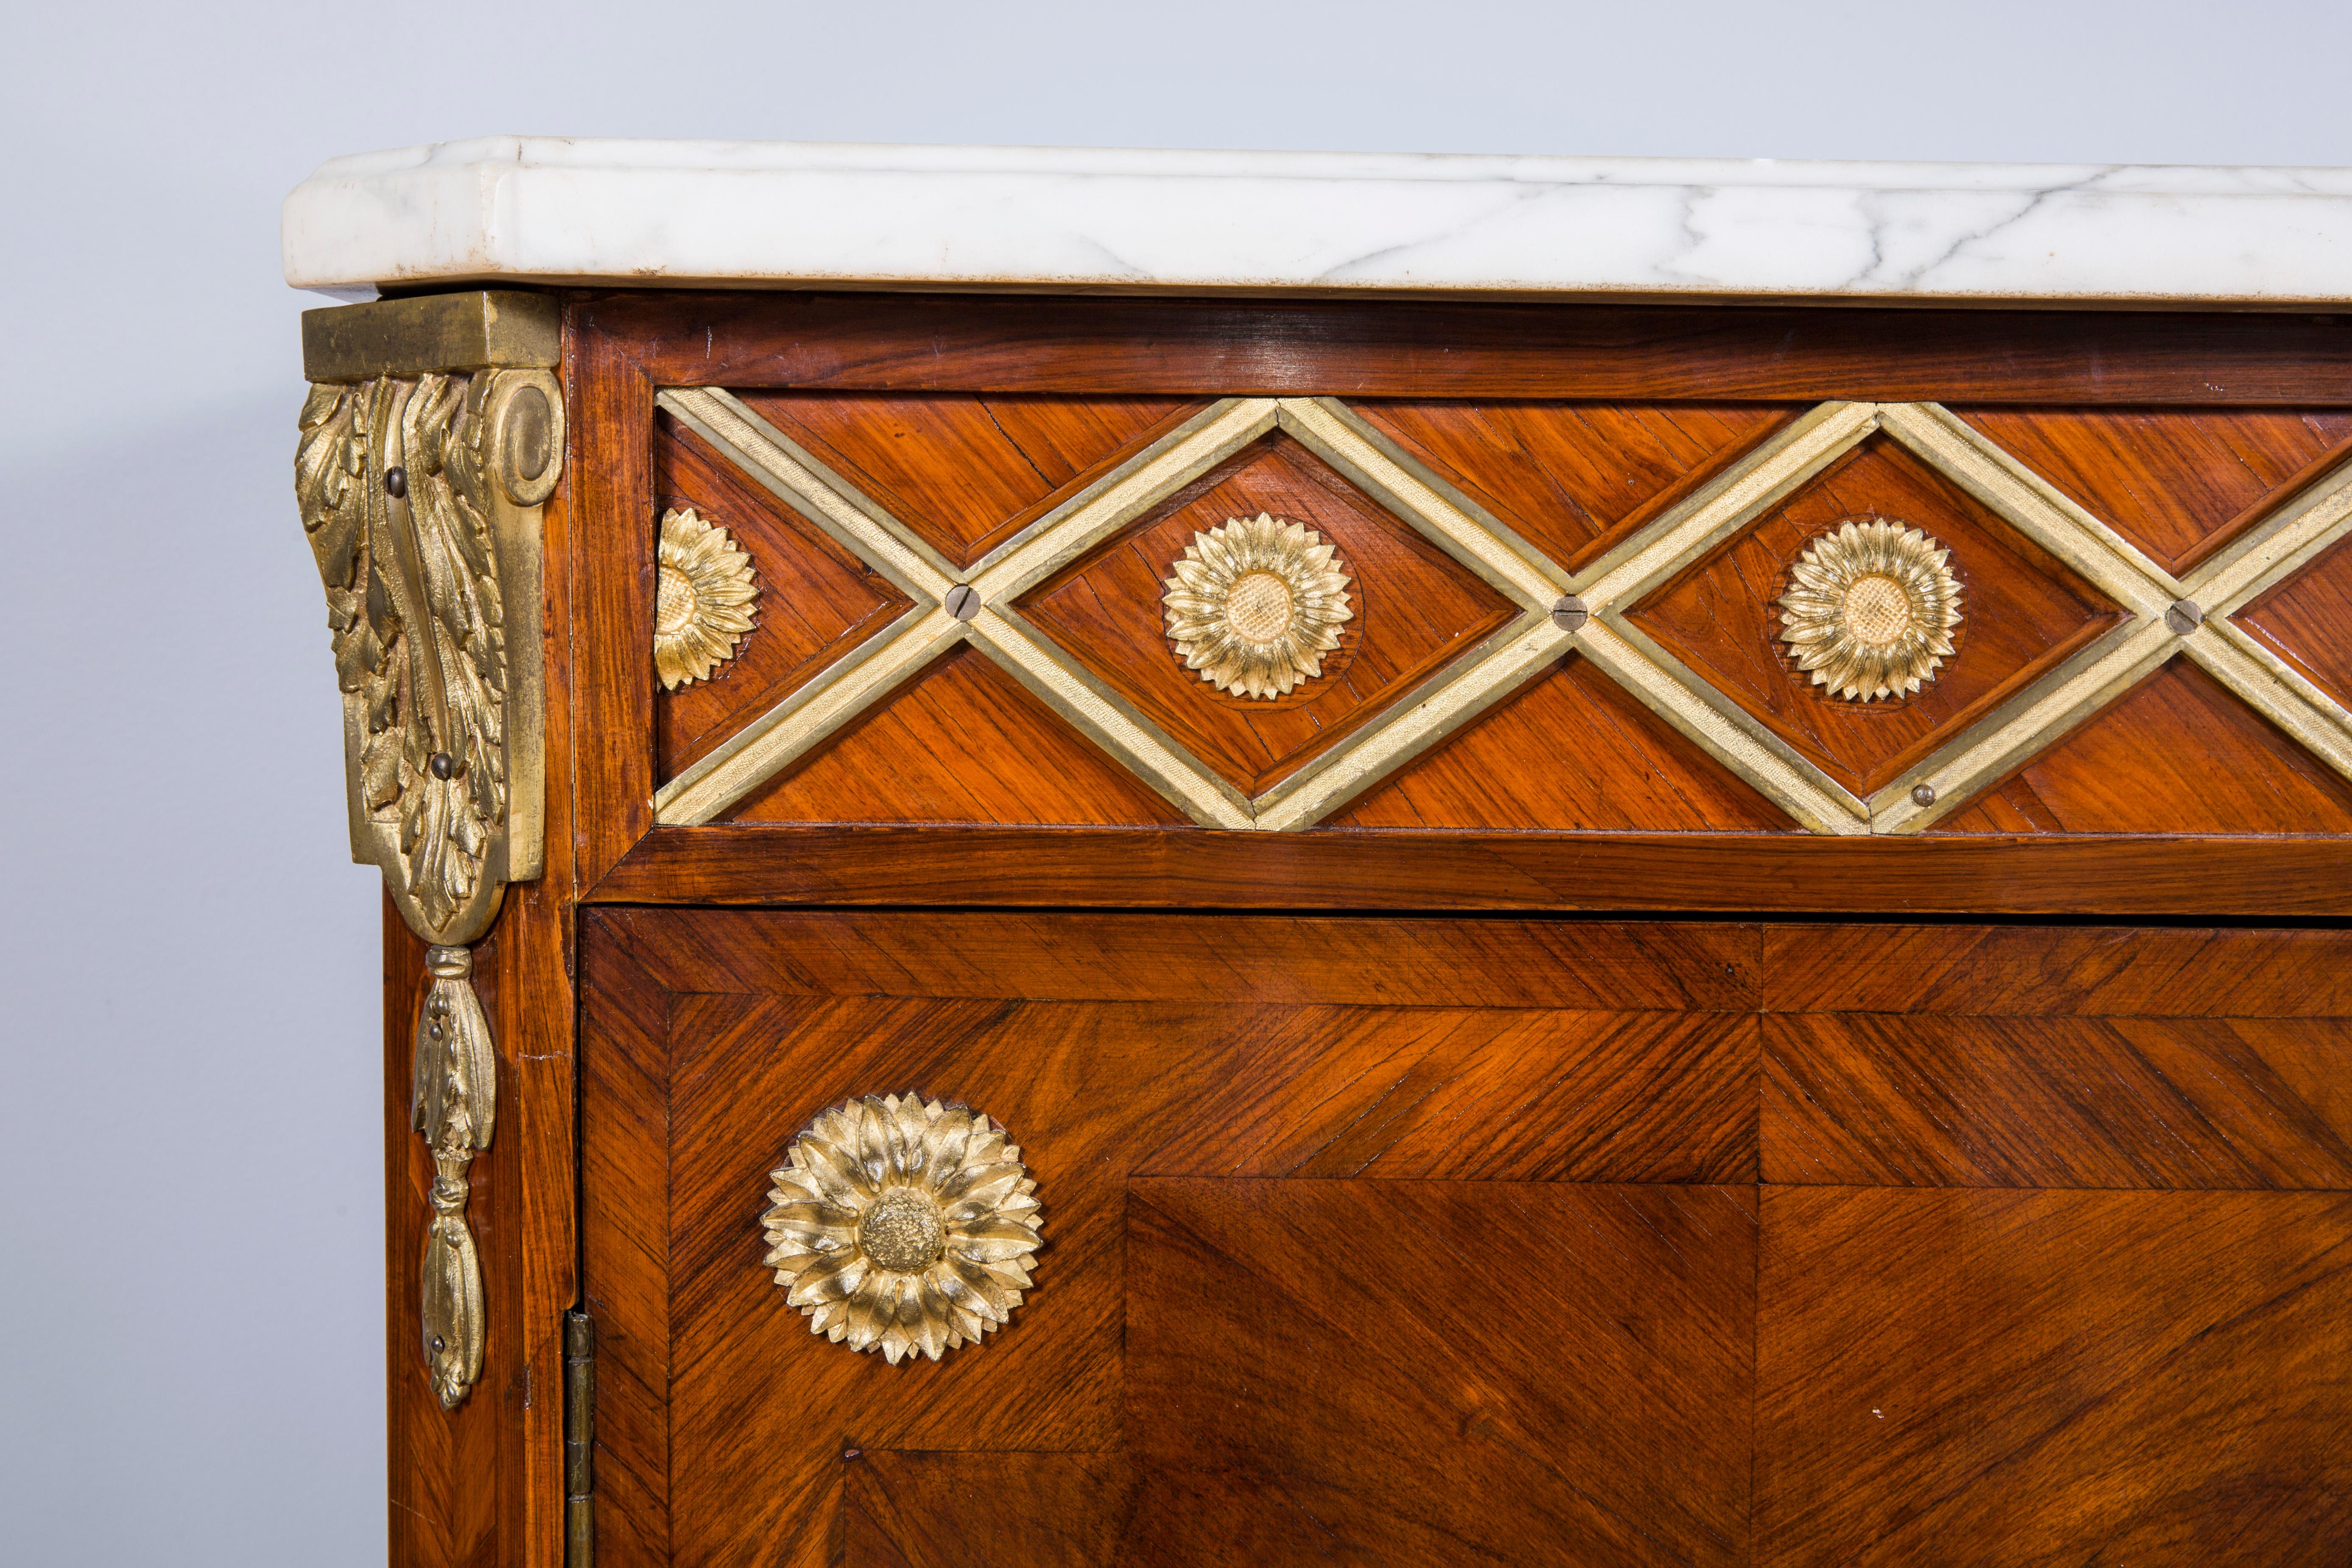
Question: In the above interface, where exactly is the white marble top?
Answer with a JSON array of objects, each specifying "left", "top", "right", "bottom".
[{"left": 283, "top": 136, "right": 2352, "bottom": 305}]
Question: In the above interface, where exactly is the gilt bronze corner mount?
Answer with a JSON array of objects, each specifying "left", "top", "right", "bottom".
[
  {"left": 294, "top": 292, "right": 564, "bottom": 1409},
  {"left": 295, "top": 292, "right": 563, "bottom": 949}
]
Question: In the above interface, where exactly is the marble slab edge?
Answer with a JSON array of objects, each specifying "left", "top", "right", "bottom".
[{"left": 285, "top": 136, "right": 2352, "bottom": 307}]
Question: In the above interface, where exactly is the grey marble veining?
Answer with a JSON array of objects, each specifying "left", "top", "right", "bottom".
[{"left": 284, "top": 136, "right": 2352, "bottom": 303}]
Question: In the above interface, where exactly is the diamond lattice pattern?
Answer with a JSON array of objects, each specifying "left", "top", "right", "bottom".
[
  {"left": 1018, "top": 430, "right": 1517, "bottom": 797},
  {"left": 648, "top": 390, "right": 2352, "bottom": 836}
]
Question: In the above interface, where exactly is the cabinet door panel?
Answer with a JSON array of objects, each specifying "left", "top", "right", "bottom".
[
  {"left": 582, "top": 908, "right": 2352, "bottom": 1566},
  {"left": 580, "top": 909, "right": 1758, "bottom": 1566}
]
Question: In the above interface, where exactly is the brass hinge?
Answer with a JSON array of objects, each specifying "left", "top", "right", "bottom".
[{"left": 564, "top": 1311, "right": 595, "bottom": 1568}]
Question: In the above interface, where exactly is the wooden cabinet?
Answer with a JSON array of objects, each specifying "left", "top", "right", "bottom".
[{"left": 312, "top": 289, "right": 2352, "bottom": 1565}]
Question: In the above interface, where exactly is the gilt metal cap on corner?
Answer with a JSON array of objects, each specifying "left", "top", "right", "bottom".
[
  {"left": 295, "top": 291, "right": 563, "bottom": 948},
  {"left": 302, "top": 290, "right": 561, "bottom": 385}
]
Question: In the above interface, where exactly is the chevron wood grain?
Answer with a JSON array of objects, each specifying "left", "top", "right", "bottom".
[
  {"left": 582, "top": 906, "right": 1761, "bottom": 1012},
  {"left": 576, "top": 905, "right": 2352, "bottom": 1563},
  {"left": 838, "top": 1452, "right": 1136, "bottom": 1568},
  {"left": 1954, "top": 407, "right": 2352, "bottom": 577},
  {"left": 1126, "top": 1008, "right": 1758, "bottom": 1184},
  {"left": 2241, "top": 534, "right": 2352, "bottom": 714},
  {"left": 1931, "top": 662, "right": 2352, "bottom": 834},
  {"left": 1327, "top": 653, "right": 1796, "bottom": 831},
  {"left": 726, "top": 645, "right": 1192, "bottom": 827},
  {"left": 1757, "top": 1187, "right": 2352, "bottom": 1565},
  {"left": 1352, "top": 400, "right": 1797, "bottom": 571},
  {"left": 1765, "top": 1012, "right": 2352, "bottom": 1188},
  {"left": 1126, "top": 1178, "right": 1756, "bottom": 1567},
  {"left": 734, "top": 390, "right": 1199, "bottom": 568},
  {"left": 1761, "top": 924, "right": 2352, "bottom": 1017}
]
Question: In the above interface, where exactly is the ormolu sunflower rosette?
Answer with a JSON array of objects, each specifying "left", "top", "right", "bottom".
[{"left": 761, "top": 1093, "right": 1043, "bottom": 1365}]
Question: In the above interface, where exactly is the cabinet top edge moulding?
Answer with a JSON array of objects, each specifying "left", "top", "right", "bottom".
[{"left": 283, "top": 136, "right": 2352, "bottom": 306}]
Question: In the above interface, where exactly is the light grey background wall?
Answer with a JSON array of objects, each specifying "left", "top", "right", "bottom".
[{"left": 4, "top": 1, "right": 2350, "bottom": 1561}]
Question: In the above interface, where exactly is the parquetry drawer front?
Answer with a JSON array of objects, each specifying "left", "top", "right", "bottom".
[
  {"left": 641, "top": 384, "right": 2352, "bottom": 838},
  {"left": 284, "top": 139, "right": 2352, "bottom": 1568}
]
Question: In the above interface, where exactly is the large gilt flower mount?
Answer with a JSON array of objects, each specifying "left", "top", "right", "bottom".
[
  {"left": 1164, "top": 512, "right": 1354, "bottom": 699},
  {"left": 761, "top": 1093, "right": 1043, "bottom": 1365},
  {"left": 1777, "top": 518, "right": 1963, "bottom": 702}
]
